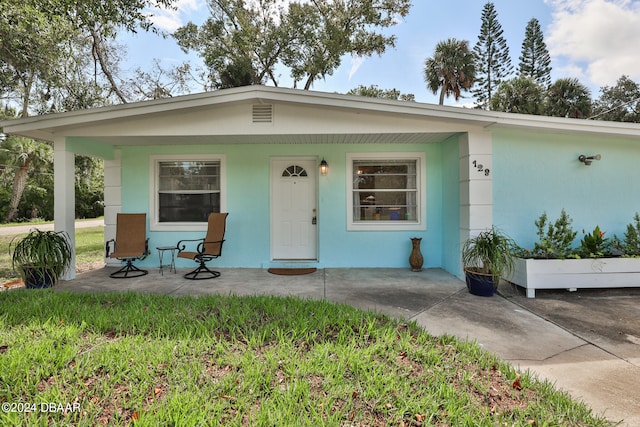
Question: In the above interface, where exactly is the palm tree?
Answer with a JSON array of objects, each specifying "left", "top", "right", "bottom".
[
  {"left": 490, "top": 76, "right": 544, "bottom": 115},
  {"left": 544, "top": 78, "right": 591, "bottom": 118},
  {"left": 424, "top": 38, "right": 475, "bottom": 105}
]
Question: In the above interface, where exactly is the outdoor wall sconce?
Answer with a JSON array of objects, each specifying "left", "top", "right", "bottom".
[
  {"left": 578, "top": 154, "right": 601, "bottom": 165},
  {"left": 320, "top": 158, "right": 329, "bottom": 175}
]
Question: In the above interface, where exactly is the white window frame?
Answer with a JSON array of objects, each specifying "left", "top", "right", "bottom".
[
  {"left": 346, "top": 152, "right": 426, "bottom": 231},
  {"left": 149, "top": 154, "right": 226, "bottom": 231}
]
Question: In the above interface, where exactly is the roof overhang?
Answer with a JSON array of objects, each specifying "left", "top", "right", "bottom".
[{"left": 2, "top": 86, "right": 640, "bottom": 146}]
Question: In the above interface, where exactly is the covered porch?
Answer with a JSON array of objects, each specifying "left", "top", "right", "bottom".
[{"left": 2, "top": 87, "right": 498, "bottom": 280}]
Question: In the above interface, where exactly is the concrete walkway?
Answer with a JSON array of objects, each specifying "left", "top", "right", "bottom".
[{"left": 55, "top": 266, "right": 640, "bottom": 426}]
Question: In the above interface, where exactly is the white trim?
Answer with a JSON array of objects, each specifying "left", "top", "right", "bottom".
[
  {"left": 5, "top": 86, "right": 640, "bottom": 143},
  {"left": 53, "top": 139, "right": 76, "bottom": 280},
  {"left": 269, "top": 156, "right": 319, "bottom": 260},
  {"left": 149, "top": 154, "right": 227, "bottom": 232},
  {"left": 346, "top": 152, "right": 426, "bottom": 231}
]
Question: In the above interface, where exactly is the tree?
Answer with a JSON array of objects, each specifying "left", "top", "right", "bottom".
[
  {"left": 472, "top": 2, "right": 513, "bottom": 109},
  {"left": 519, "top": 18, "right": 552, "bottom": 87},
  {"left": 173, "top": 2, "right": 280, "bottom": 89},
  {"left": 1, "top": 136, "right": 52, "bottom": 223},
  {"left": 55, "top": 0, "right": 179, "bottom": 104},
  {"left": 591, "top": 75, "right": 640, "bottom": 122},
  {"left": 423, "top": 38, "right": 475, "bottom": 105},
  {"left": 1, "top": 0, "right": 182, "bottom": 221},
  {"left": 0, "top": 0, "right": 74, "bottom": 117},
  {"left": 127, "top": 60, "right": 201, "bottom": 100},
  {"left": 490, "top": 76, "right": 543, "bottom": 115},
  {"left": 347, "top": 85, "right": 415, "bottom": 101},
  {"left": 544, "top": 78, "right": 591, "bottom": 118},
  {"left": 174, "top": 0, "right": 411, "bottom": 90},
  {"left": 283, "top": 0, "right": 411, "bottom": 90},
  {"left": 75, "top": 156, "right": 104, "bottom": 219},
  {"left": 1, "top": 0, "right": 180, "bottom": 116}
]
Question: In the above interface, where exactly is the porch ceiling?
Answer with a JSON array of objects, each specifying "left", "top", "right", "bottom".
[{"left": 74, "top": 132, "right": 460, "bottom": 146}]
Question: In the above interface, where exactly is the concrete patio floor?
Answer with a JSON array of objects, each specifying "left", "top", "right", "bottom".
[{"left": 56, "top": 266, "right": 640, "bottom": 426}]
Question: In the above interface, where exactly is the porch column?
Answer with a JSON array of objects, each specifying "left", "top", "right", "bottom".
[
  {"left": 459, "top": 131, "right": 493, "bottom": 275},
  {"left": 104, "top": 149, "right": 122, "bottom": 266},
  {"left": 53, "top": 137, "right": 76, "bottom": 280}
]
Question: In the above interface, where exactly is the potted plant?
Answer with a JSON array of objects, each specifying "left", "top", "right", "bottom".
[
  {"left": 461, "top": 226, "right": 516, "bottom": 297},
  {"left": 10, "top": 229, "right": 73, "bottom": 288},
  {"left": 509, "top": 210, "right": 640, "bottom": 298}
]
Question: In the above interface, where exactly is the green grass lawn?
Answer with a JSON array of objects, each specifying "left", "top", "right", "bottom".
[
  {"left": 0, "top": 291, "right": 613, "bottom": 426},
  {"left": 0, "top": 224, "right": 614, "bottom": 425}
]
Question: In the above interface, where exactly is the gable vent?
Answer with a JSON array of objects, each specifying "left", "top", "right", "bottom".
[{"left": 252, "top": 104, "right": 273, "bottom": 123}]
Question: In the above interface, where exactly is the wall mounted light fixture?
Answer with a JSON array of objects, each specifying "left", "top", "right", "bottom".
[
  {"left": 320, "top": 158, "right": 329, "bottom": 175},
  {"left": 578, "top": 154, "right": 601, "bottom": 165}
]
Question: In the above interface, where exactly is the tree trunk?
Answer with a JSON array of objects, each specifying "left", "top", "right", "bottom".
[
  {"left": 90, "top": 28, "right": 128, "bottom": 104},
  {"left": 4, "top": 160, "right": 31, "bottom": 223},
  {"left": 304, "top": 74, "right": 315, "bottom": 90},
  {"left": 21, "top": 73, "right": 34, "bottom": 118}
]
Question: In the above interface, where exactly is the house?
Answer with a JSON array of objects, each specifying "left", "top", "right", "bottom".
[{"left": 3, "top": 86, "right": 640, "bottom": 280}]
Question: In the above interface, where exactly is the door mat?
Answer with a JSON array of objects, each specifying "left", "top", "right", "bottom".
[{"left": 268, "top": 268, "right": 317, "bottom": 276}]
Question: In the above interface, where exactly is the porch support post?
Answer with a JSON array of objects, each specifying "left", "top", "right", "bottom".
[
  {"left": 459, "top": 131, "right": 493, "bottom": 276},
  {"left": 53, "top": 137, "right": 76, "bottom": 280}
]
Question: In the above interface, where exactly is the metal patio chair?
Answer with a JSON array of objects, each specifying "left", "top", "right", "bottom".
[
  {"left": 177, "top": 212, "right": 228, "bottom": 280},
  {"left": 105, "top": 213, "right": 149, "bottom": 278}
]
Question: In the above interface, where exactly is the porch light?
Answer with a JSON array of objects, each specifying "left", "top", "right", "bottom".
[
  {"left": 578, "top": 154, "right": 601, "bottom": 165},
  {"left": 320, "top": 158, "right": 329, "bottom": 175}
]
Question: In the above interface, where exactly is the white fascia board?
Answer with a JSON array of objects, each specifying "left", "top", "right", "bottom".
[{"left": 2, "top": 85, "right": 640, "bottom": 141}]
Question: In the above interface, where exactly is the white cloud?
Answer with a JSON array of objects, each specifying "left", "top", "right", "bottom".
[
  {"left": 348, "top": 56, "right": 366, "bottom": 80},
  {"left": 545, "top": 0, "right": 640, "bottom": 87},
  {"left": 147, "top": 0, "right": 204, "bottom": 32}
]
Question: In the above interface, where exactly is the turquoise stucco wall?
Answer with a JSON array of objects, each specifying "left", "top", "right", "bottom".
[
  {"left": 119, "top": 142, "right": 447, "bottom": 269},
  {"left": 493, "top": 129, "right": 640, "bottom": 250},
  {"left": 440, "top": 136, "right": 460, "bottom": 274}
]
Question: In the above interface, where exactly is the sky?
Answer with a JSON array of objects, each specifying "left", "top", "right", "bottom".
[{"left": 119, "top": 0, "right": 640, "bottom": 106}]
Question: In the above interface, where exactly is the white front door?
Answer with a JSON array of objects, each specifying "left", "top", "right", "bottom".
[{"left": 271, "top": 158, "right": 317, "bottom": 260}]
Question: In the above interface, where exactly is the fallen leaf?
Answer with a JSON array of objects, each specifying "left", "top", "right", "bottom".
[
  {"left": 154, "top": 388, "right": 162, "bottom": 395},
  {"left": 131, "top": 411, "right": 139, "bottom": 421},
  {"left": 0, "top": 345, "right": 8, "bottom": 353},
  {"left": 351, "top": 390, "right": 359, "bottom": 399},
  {"left": 512, "top": 373, "right": 522, "bottom": 391}
]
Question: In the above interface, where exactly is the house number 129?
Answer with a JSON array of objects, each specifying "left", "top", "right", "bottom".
[{"left": 472, "top": 160, "right": 490, "bottom": 176}]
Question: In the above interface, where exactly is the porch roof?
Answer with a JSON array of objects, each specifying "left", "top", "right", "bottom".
[{"left": 3, "top": 86, "right": 640, "bottom": 146}]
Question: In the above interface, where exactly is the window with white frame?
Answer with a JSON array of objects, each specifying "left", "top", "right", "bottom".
[
  {"left": 150, "top": 155, "right": 225, "bottom": 230},
  {"left": 347, "top": 153, "right": 425, "bottom": 231}
]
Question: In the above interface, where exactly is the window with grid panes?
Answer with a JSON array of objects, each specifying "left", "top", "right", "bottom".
[
  {"left": 347, "top": 153, "right": 425, "bottom": 231},
  {"left": 150, "top": 156, "right": 224, "bottom": 230}
]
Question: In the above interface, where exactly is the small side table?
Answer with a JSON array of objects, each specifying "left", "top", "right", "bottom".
[{"left": 157, "top": 246, "right": 177, "bottom": 275}]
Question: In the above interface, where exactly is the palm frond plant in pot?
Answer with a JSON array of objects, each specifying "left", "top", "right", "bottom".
[
  {"left": 461, "top": 226, "right": 516, "bottom": 297},
  {"left": 10, "top": 229, "right": 73, "bottom": 289}
]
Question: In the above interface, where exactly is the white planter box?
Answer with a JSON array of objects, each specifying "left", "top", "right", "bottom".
[{"left": 507, "top": 257, "right": 640, "bottom": 298}]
